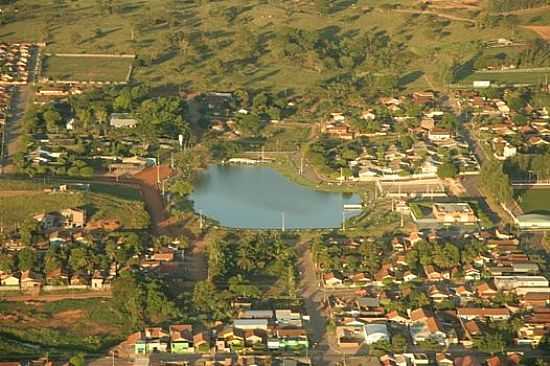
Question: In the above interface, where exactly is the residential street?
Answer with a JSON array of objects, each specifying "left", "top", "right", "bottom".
[{"left": 1, "top": 85, "right": 29, "bottom": 174}]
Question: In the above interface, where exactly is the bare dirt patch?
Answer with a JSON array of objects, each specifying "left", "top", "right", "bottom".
[
  {"left": 53, "top": 309, "right": 85, "bottom": 322},
  {"left": 525, "top": 26, "right": 550, "bottom": 40}
]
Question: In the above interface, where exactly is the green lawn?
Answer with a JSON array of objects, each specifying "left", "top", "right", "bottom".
[
  {"left": 515, "top": 189, "right": 550, "bottom": 215},
  {"left": 43, "top": 55, "right": 132, "bottom": 82}
]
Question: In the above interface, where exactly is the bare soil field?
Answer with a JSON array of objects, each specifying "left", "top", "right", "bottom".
[{"left": 524, "top": 26, "right": 550, "bottom": 40}]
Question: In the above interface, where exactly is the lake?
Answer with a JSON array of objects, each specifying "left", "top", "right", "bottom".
[{"left": 190, "top": 165, "right": 362, "bottom": 229}]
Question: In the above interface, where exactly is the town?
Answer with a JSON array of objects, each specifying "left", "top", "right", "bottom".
[{"left": 0, "top": 1, "right": 549, "bottom": 366}]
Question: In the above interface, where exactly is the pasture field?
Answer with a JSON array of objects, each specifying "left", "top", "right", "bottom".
[
  {"left": 42, "top": 55, "right": 132, "bottom": 82},
  {"left": 0, "top": 0, "right": 546, "bottom": 91},
  {"left": 515, "top": 188, "right": 550, "bottom": 215}
]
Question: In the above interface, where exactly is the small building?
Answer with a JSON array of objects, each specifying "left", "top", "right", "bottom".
[
  {"left": 110, "top": 113, "right": 137, "bottom": 129},
  {"left": 169, "top": 324, "right": 194, "bottom": 353},
  {"left": 432, "top": 203, "right": 478, "bottom": 224},
  {"left": 61, "top": 208, "right": 87, "bottom": 228}
]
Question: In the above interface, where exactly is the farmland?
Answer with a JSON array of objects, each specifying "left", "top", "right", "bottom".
[{"left": 42, "top": 55, "right": 132, "bottom": 82}]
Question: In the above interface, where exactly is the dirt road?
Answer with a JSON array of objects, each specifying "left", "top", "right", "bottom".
[{"left": 0, "top": 289, "right": 111, "bottom": 302}]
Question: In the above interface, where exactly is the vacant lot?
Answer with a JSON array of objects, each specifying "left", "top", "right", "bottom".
[
  {"left": 43, "top": 55, "right": 132, "bottom": 82},
  {"left": 0, "top": 299, "right": 129, "bottom": 358},
  {"left": 515, "top": 188, "right": 550, "bottom": 215},
  {"left": 0, "top": 181, "right": 149, "bottom": 230}
]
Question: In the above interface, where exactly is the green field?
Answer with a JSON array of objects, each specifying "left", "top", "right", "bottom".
[
  {"left": 460, "top": 69, "right": 550, "bottom": 86},
  {"left": 43, "top": 55, "right": 132, "bottom": 82},
  {"left": 0, "top": 181, "right": 149, "bottom": 229},
  {"left": 0, "top": 0, "right": 545, "bottom": 91},
  {"left": 515, "top": 188, "right": 550, "bottom": 215}
]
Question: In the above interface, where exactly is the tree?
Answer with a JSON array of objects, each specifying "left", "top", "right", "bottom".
[
  {"left": 17, "top": 248, "right": 36, "bottom": 272},
  {"left": 69, "top": 353, "right": 86, "bottom": 366},
  {"left": 0, "top": 254, "right": 14, "bottom": 274},
  {"left": 437, "top": 161, "right": 458, "bottom": 179},
  {"left": 391, "top": 334, "right": 407, "bottom": 353},
  {"left": 192, "top": 280, "right": 228, "bottom": 320},
  {"left": 43, "top": 109, "right": 62, "bottom": 133},
  {"left": 474, "top": 332, "right": 505, "bottom": 353},
  {"left": 236, "top": 113, "right": 262, "bottom": 136},
  {"left": 228, "top": 275, "right": 261, "bottom": 298}
]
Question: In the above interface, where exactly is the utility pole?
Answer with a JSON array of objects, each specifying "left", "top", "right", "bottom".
[
  {"left": 171, "top": 152, "right": 174, "bottom": 170},
  {"left": 342, "top": 211, "right": 346, "bottom": 232},
  {"left": 199, "top": 209, "right": 203, "bottom": 230},
  {"left": 299, "top": 155, "right": 304, "bottom": 176},
  {"left": 281, "top": 212, "right": 285, "bottom": 232},
  {"left": 156, "top": 154, "right": 161, "bottom": 185}
]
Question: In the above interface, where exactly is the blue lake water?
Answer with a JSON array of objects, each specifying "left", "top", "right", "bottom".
[{"left": 190, "top": 165, "right": 362, "bottom": 229}]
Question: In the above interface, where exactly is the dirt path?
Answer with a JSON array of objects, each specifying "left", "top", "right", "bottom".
[
  {"left": 0, "top": 289, "right": 111, "bottom": 302},
  {"left": 392, "top": 8, "right": 476, "bottom": 23}
]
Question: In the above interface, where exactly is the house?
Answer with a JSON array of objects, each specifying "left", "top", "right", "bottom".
[
  {"left": 436, "top": 353, "right": 454, "bottom": 366},
  {"left": 432, "top": 203, "right": 478, "bottom": 224},
  {"left": 61, "top": 208, "right": 87, "bottom": 228},
  {"left": 456, "top": 307, "right": 510, "bottom": 321},
  {"left": 476, "top": 282, "right": 498, "bottom": 299},
  {"left": 386, "top": 310, "right": 409, "bottom": 324},
  {"left": 323, "top": 272, "right": 343, "bottom": 287},
  {"left": 462, "top": 320, "right": 481, "bottom": 339},
  {"left": 70, "top": 272, "right": 90, "bottom": 286},
  {"left": 1, "top": 274, "right": 20, "bottom": 287},
  {"left": 193, "top": 331, "right": 209, "bottom": 352},
  {"left": 91, "top": 271, "right": 108, "bottom": 289},
  {"left": 169, "top": 324, "right": 194, "bottom": 353},
  {"left": 494, "top": 276, "right": 549, "bottom": 291},
  {"left": 425, "top": 265, "right": 444, "bottom": 282},
  {"left": 520, "top": 292, "right": 549, "bottom": 308},
  {"left": 364, "top": 323, "right": 390, "bottom": 344},
  {"left": 238, "top": 309, "right": 274, "bottom": 320},
  {"left": 464, "top": 265, "right": 481, "bottom": 281},
  {"left": 276, "top": 328, "right": 309, "bottom": 350},
  {"left": 135, "top": 328, "right": 169, "bottom": 354},
  {"left": 428, "top": 128, "right": 452, "bottom": 141},
  {"left": 110, "top": 113, "right": 137, "bottom": 128},
  {"left": 336, "top": 325, "right": 364, "bottom": 349},
  {"left": 233, "top": 319, "right": 269, "bottom": 330},
  {"left": 409, "top": 308, "right": 447, "bottom": 346},
  {"left": 20, "top": 270, "right": 43, "bottom": 290},
  {"left": 152, "top": 248, "right": 175, "bottom": 262},
  {"left": 275, "top": 309, "right": 303, "bottom": 327}
]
